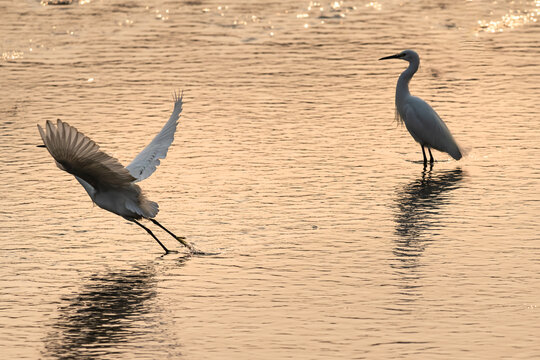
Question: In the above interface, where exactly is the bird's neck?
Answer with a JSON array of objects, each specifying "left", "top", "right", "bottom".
[{"left": 395, "top": 61, "right": 418, "bottom": 108}]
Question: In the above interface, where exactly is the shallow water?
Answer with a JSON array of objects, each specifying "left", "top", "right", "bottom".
[{"left": 1, "top": 0, "right": 539, "bottom": 359}]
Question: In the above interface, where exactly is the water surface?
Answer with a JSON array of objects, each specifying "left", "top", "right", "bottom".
[{"left": 1, "top": 0, "right": 539, "bottom": 359}]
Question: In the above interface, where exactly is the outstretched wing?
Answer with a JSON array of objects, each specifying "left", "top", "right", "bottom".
[
  {"left": 38, "top": 119, "right": 136, "bottom": 190},
  {"left": 126, "top": 91, "right": 183, "bottom": 182}
]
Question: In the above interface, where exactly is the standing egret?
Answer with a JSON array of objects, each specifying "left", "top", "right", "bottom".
[
  {"left": 379, "top": 50, "right": 462, "bottom": 165},
  {"left": 37, "top": 91, "right": 195, "bottom": 254}
]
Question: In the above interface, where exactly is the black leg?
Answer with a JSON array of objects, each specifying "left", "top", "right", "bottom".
[
  {"left": 428, "top": 148, "right": 434, "bottom": 163},
  {"left": 150, "top": 218, "right": 194, "bottom": 251},
  {"left": 421, "top": 145, "right": 427, "bottom": 165},
  {"left": 133, "top": 219, "right": 169, "bottom": 253}
]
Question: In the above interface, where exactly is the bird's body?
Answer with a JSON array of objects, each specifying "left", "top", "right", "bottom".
[
  {"left": 91, "top": 183, "right": 157, "bottom": 220},
  {"left": 380, "top": 50, "right": 462, "bottom": 164},
  {"left": 38, "top": 92, "right": 194, "bottom": 253}
]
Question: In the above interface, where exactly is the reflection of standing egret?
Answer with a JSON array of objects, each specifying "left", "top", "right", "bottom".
[
  {"left": 393, "top": 168, "right": 464, "bottom": 266},
  {"left": 380, "top": 50, "right": 462, "bottom": 165}
]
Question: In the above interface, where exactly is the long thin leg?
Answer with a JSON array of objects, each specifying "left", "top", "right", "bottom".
[
  {"left": 133, "top": 219, "right": 169, "bottom": 253},
  {"left": 427, "top": 147, "right": 434, "bottom": 163},
  {"left": 150, "top": 218, "right": 194, "bottom": 251},
  {"left": 421, "top": 145, "right": 427, "bottom": 165}
]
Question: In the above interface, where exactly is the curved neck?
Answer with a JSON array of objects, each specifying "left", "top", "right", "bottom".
[{"left": 395, "top": 60, "right": 418, "bottom": 107}]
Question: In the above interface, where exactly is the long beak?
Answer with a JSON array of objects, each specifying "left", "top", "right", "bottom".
[
  {"left": 379, "top": 53, "right": 402, "bottom": 60},
  {"left": 37, "top": 144, "right": 46, "bottom": 148}
]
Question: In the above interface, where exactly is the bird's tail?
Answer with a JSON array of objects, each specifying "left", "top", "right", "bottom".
[
  {"left": 138, "top": 194, "right": 159, "bottom": 219},
  {"left": 448, "top": 142, "right": 462, "bottom": 160},
  {"left": 124, "top": 184, "right": 159, "bottom": 219}
]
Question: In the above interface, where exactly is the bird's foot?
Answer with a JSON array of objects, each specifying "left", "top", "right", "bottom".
[
  {"left": 175, "top": 236, "right": 199, "bottom": 253},
  {"left": 175, "top": 235, "right": 190, "bottom": 247},
  {"left": 175, "top": 236, "right": 209, "bottom": 255}
]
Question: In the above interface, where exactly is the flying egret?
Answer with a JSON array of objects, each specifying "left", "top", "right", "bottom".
[
  {"left": 37, "top": 91, "right": 195, "bottom": 254},
  {"left": 379, "top": 50, "right": 462, "bottom": 165}
]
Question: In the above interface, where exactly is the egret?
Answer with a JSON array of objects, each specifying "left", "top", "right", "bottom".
[
  {"left": 37, "top": 91, "right": 195, "bottom": 254},
  {"left": 379, "top": 50, "right": 462, "bottom": 165}
]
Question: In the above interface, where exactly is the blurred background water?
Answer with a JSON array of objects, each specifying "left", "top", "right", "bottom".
[{"left": 0, "top": 0, "right": 539, "bottom": 359}]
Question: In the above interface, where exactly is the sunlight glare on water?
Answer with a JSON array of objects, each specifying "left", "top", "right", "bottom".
[{"left": 0, "top": 0, "right": 539, "bottom": 359}]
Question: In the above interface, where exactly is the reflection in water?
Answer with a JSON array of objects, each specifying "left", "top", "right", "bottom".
[
  {"left": 390, "top": 168, "right": 464, "bottom": 313},
  {"left": 43, "top": 260, "right": 186, "bottom": 359},
  {"left": 393, "top": 168, "right": 464, "bottom": 268},
  {"left": 1, "top": 0, "right": 538, "bottom": 356}
]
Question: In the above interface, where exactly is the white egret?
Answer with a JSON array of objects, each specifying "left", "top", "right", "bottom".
[
  {"left": 37, "top": 91, "right": 194, "bottom": 254},
  {"left": 379, "top": 50, "right": 462, "bottom": 164}
]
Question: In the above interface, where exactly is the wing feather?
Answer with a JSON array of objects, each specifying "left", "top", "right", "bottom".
[
  {"left": 38, "top": 119, "right": 136, "bottom": 190},
  {"left": 404, "top": 97, "right": 462, "bottom": 160},
  {"left": 126, "top": 91, "right": 183, "bottom": 182}
]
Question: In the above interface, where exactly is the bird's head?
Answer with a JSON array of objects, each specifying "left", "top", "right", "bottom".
[{"left": 379, "top": 49, "right": 419, "bottom": 63}]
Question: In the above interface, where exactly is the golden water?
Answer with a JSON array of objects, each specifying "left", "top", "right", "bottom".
[{"left": 1, "top": 0, "right": 539, "bottom": 359}]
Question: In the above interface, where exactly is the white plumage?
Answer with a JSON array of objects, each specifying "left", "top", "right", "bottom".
[
  {"left": 127, "top": 95, "right": 183, "bottom": 182},
  {"left": 380, "top": 50, "right": 462, "bottom": 164},
  {"left": 38, "top": 91, "right": 194, "bottom": 253}
]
